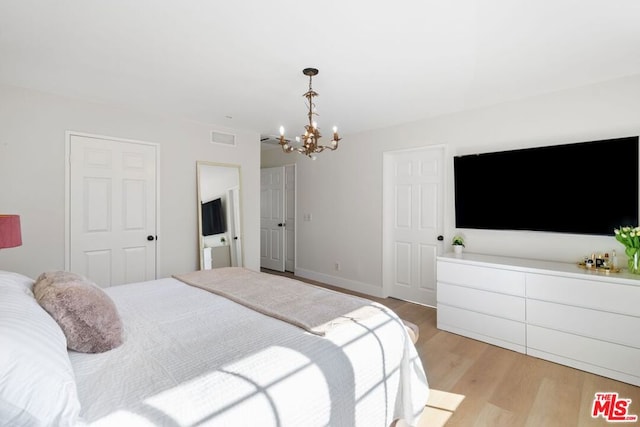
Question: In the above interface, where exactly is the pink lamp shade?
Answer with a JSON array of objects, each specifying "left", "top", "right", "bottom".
[{"left": 0, "top": 215, "right": 22, "bottom": 249}]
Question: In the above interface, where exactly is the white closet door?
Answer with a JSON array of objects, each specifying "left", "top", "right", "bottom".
[
  {"left": 68, "top": 134, "right": 158, "bottom": 287},
  {"left": 383, "top": 146, "right": 444, "bottom": 307}
]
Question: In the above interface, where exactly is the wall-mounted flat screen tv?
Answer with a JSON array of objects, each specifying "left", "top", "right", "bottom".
[{"left": 454, "top": 136, "right": 639, "bottom": 235}]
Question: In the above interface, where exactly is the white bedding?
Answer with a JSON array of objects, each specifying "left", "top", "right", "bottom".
[{"left": 69, "top": 276, "right": 429, "bottom": 427}]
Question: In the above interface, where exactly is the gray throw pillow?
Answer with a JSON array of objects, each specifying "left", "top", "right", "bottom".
[{"left": 33, "top": 271, "right": 123, "bottom": 353}]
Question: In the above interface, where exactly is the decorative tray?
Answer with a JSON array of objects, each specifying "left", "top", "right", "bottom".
[{"left": 577, "top": 263, "right": 621, "bottom": 274}]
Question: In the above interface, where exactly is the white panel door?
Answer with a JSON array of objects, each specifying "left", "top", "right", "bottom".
[
  {"left": 228, "top": 186, "right": 242, "bottom": 267},
  {"left": 68, "top": 134, "right": 157, "bottom": 287},
  {"left": 284, "top": 164, "right": 296, "bottom": 272},
  {"left": 260, "top": 166, "right": 285, "bottom": 271},
  {"left": 383, "top": 146, "right": 444, "bottom": 306}
]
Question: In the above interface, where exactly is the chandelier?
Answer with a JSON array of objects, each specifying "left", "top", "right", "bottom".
[{"left": 278, "top": 68, "right": 341, "bottom": 159}]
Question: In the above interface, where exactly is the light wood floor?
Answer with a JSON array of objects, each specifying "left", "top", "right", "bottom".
[{"left": 262, "top": 269, "right": 640, "bottom": 427}]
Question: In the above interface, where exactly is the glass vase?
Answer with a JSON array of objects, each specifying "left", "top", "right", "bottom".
[{"left": 629, "top": 252, "right": 640, "bottom": 274}]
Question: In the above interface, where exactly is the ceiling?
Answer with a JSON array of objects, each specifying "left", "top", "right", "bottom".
[{"left": 1, "top": 0, "right": 640, "bottom": 144}]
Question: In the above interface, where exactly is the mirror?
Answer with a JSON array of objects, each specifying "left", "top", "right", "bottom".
[{"left": 197, "top": 161, "right": 243, "bottom": 270}]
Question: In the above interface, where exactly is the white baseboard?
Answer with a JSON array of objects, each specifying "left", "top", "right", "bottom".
[{"left": 293, "top": 268, "right": 384, "bottom": 299}]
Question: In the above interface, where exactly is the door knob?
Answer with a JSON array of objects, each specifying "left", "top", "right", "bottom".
[
  {"left": 437, "top": 235, "right": 444, "bottom": 241},
  {"left": 278, "top": 223, "right": 285, "bottom": 227},
  {"left": 147, "top": 235, "right": 155, "bottom": 241}
]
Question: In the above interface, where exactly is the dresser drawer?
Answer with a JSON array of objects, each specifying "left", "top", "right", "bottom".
[
  {"left": 527, "top": 325, "right": 640, "bottom": 381},
  {"left": 437, "top": 261, "right": 525, "bottom": 296},
  {"left": 527, "top": 299, "right": 640, "bottom": 348},
  {"left": 438, "top": 282, "right": 525, "bottom": 321},
  {"left": 437, "top": 304, "right": 525, "bottom": 353},
  {"left": 526, "top": 273, "right": 640, "bottom": 316}
]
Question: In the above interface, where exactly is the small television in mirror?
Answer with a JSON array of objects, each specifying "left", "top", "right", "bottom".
[{"left": 201, "top": 198, "right": 226, "bottom": 236}]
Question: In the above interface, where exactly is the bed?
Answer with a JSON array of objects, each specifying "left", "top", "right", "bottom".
[{"left": 0, "top": 268, "right": 429, "bottom": 427}]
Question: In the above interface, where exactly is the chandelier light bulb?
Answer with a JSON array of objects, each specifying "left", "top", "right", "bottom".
[{"left": 279, "top": 126, "right": 285, "bottom": 136}]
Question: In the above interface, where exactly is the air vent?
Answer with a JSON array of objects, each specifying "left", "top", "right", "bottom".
[
  {"left": 261, "top": 135, "right": 281, "bottom": 146},
  {"left": 211, "top": 131, "right": 236, "bottom": 146}
]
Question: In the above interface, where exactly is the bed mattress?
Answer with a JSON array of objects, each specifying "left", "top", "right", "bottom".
[{"left": 69, "top": 276, "right": 429, "bottom": 426}]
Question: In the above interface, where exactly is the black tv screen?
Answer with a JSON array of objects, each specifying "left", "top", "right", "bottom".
[
  {"left": 201, "top": 198, "right": 226, "bottom": 236},
  {"left": 454, "top": 136, "right": 639, "bottom": 235}
]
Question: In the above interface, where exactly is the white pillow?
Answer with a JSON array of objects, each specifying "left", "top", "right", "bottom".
[
  {"left": 0, "top": 271, "right": 81, "bottom": 426},
  {"left": 0, "top": 270, "right": 35, "bottom": 294}
]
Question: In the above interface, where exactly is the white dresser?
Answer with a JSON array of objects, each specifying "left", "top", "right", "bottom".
[
  {"left": 202, "top": 245, "right": 232, "bottom": 269},
  {"left": 436, "top": 253, "right": 640, "bottom": 386}
]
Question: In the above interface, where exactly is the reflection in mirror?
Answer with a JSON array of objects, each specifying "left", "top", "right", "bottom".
[{"left": 197, "top": 162, "right": 243, "bottom": 270}]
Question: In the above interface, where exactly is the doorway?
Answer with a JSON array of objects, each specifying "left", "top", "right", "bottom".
[
  {"left": 66, "top": 132, "right": 158, "bottom": 287},
  {"left": 382, "top": 146, "right": 445, "bottom": 307},
  {"left": 260, "top": 165, "right": 296, "bottom": 272}
]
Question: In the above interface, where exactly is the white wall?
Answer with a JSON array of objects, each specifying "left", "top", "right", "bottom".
[
  {"left": 0, "top": 84, "right": 260, "bottom": 279},
  {"left": 262, "top": 73, "right": 640, "bottom": 295}
]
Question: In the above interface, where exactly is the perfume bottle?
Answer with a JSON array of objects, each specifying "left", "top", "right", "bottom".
[
  {"left": 611, "top": 250, "right": 618, "bottom": 269},
  {"left": 586, "top": 253, "right": 595, "bottom": 268}
]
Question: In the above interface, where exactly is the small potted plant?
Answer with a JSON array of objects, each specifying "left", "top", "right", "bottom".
[{"left": 452, "top": 235, "right": 465, "bottom": 254}]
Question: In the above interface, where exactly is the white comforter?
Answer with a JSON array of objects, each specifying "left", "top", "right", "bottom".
[{"left": 69, "top": 277, "right": 429, "bottom": 426}]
